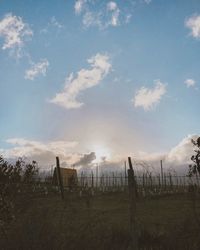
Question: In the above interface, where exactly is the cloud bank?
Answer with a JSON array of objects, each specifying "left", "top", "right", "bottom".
[
  {"left": 0, "top": 138, "right": 78, "bottom": 167},
  {"left": 0, "top": 135, "right": 198, "bottom": 174},
  {"left": 75, "top": 152, "right": 96, "bottom": 166}
]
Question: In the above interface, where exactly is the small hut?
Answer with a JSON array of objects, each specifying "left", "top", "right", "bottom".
[{"left": 53, "top": 167, "right": 78, "bottom": 188}]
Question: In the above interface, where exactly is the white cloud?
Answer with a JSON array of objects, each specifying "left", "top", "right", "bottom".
[
  {"left": 133, "top": 134, "right": 199, "bottom": 174},
  {"left": 132, "top": 135, "right": 199, "bottom": 174},
  {"left": 133, "top": 80, "right": 167, "bottom": 111},
  {"left": 184, "top": 78, "right": 196, "bottom": 88},
  {"left": 166, "top": 134, "right": 198, "bottom": 164},
  {"left": 125, "top": 14, "right": 132, "bottom": 24},
  {"left": 0, "top": 135, "right": 199, "bottom": 173},
  {"left": 0, "top": 13, "right": 33, "bottom": 57},
  {"left": 50, "top": 53, "right": 111, "bottom": 109},
  {"left": 82, "top": 11, "right": 102, "bottom": 28},
  {"left": 74, "top": 0, "right": 87, "bottom": 14},
  {"left": 0, "top": 138, "right": 99, "bottom": 170},
  {"left": 144, "top": 0, "right": 152, "bottom": 4},
  {"left": 25, "top": 59, "right": 49, "bottom": 80},
  {"left": 40, "top": 16, "right": 64, "bottom": 35},
  {"left": 50, "top": 16, "right": 63, "bottom": 29},
  {"left": 107, "top": 1, "right": 120, "bottom": 27},
  {"left": 74, "top": 1, "right": 131, "bottom": 29},
  {"left": 5, "top": 138, "right": 78, "bottom": 155},
  {"left": 107, "top": 2, "right": 117, "bottom": 11},
  {"left": 185, "top": 14, "right": 200, "bottom": 38},
  {"left": 0, "top": 138, "right": 79, "bottom": 167}
]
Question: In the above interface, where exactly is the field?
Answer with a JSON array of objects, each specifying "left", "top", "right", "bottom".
[{"left": 1, "top": 191, "right": 200, "bottom": 250}]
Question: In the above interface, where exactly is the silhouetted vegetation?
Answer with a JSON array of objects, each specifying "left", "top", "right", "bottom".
[
  {"left": 188, "top": 137, "right": 200, "bottom": 177},
  {"left": 0, "top": 156, "right": 39, "bottom": 236}
]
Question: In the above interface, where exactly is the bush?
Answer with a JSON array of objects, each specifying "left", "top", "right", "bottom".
[
  {"left": 188, "top": 137, "right": 200, "bottom": 177},
  {"left": 0, "top": 156, "right": 39, "bottom": 236}
]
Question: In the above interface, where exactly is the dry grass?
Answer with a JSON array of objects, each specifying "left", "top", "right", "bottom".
[{"left": 1, "top": 192, "right": 200, "bottom": 250}]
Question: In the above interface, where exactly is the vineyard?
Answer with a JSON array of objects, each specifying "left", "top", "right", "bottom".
[{"left": 1, "top": 155, "right": 200, "bottom": 250}]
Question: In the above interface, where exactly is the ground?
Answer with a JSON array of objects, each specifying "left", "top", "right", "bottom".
[{"left": 1, "top": 192, "right": 200, "bottom": 250}]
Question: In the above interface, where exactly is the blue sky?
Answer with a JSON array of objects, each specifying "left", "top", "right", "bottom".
[{"left": 0, "top": 0, "right": 199, "bottom": 169}]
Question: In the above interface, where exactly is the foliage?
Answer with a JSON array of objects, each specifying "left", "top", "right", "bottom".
[
  {"left": 23, "top": 160, "right": 38, "bottom": 183},
  {"left": 188, "top": 137, "right": 200, "bottom": 177},
  {"left": 0, "top": 156, "right": 39, "bottom": 236}
]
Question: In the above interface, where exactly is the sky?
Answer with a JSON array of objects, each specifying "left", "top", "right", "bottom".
[{"left": 0, "top": 0, "right": 199, "bottom": 172}]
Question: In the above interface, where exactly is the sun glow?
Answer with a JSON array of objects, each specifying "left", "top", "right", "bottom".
[{"left": 92, "top": 145, "right": 111, "bottom": 163}]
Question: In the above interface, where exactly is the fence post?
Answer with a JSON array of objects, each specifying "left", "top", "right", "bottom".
[
  {"left": 169, "top": 173, "right": 173, "bottom": 191},
  {"left": 113, "top": 172, "right": 115, "bottom": 189},
  {"left": 128, "top": 156, "right": 138, "bottom": 250},
  {"left": 56, "top": 156, "right": 64, "bottom": 200},
  {"left": 125, "top": 161, "right": 127, "bottom": 187},
  {"left": 96, "top": 164, "right": 98, "bottom": 189},
  {"left": 160, "top": 160, "right": 164, "bottom": 188},
  {"left": 91, "top": 171, "right": 94, "bottom": 188}
]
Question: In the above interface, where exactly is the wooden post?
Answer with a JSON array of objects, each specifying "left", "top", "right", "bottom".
[
  {"left": 125, "top": 161, "right": 127, "bottom": 186},
  {"left": 176, "top": 176, "right": 179, "bottom": 190},
  {"left": 150, "top": 173, "right": 152, "bottom": 190},
  {"left": 160, "top": 160, "right": 164, "bottom": 188},
  {"left": 142, "top": 173, "right": 145, "bottom": 188},
  {"left": 106, "top": 174, "right": 108, "bottom": 188},
  {"left": 164, "top": 173, "right": 167, "bottom": 190},
  {"left": 146, "top": 173, "right": 148, "bottom": 188},
  {"left": 183, "top": 175, "right": 186, "bottom": 190},
  {"left": 120, "top": 173, "right": 123, "bottom": 190},
  {"left": 91, "top": 171, "right": 94, "bottom": 188},
  {"left": 80, "top": 171, "right": 83, "bottom": 187},
  {"left": 158, "top": 174, "right": 161, "bottom": 189},
  {"left": 169, "top": 173, "right": 173, "bottom": 191},
  {"left": 56, "top": 156, "right": 64, "bottom": 200},
  {"left": 96, "top": 164, "right": 98, "bottom": 189},
  {"left": 128, "top": 156, "right": 138, "bottom": 250}
]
